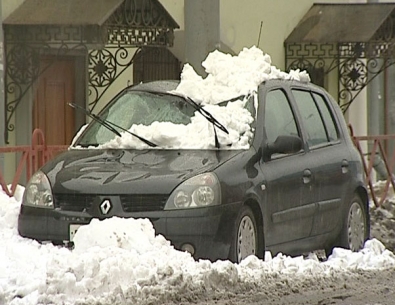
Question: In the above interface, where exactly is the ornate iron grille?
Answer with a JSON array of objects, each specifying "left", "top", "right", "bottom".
[
  {"left": 286, "top": 41, "right": 395, "bottom": 113},
  {"left": 3, "top": 0, "right": 178, "bottom": 143},
  {"left": 88, "top": 47, "right": 145, "bottom": 112},
  {"left": 4, "top": 25, "right": 104, "bottom": 45},
  {"left": 4, "top": 42, "right": 88, "bottom": 140},
  {"left": 285, "top": 4, "right": 395, "bottom": 115}
]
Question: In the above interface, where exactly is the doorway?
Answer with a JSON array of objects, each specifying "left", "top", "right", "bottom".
[
  {"left": 133, "top": 47, "right": 181, "bottom": 84},
  {"left": 33, "top": 56, "right": 82, "bottom": 145}
]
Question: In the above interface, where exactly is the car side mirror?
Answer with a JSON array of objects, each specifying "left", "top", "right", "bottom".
[{"left": 265, "top": 135, "right": 303, "bottom": 160}]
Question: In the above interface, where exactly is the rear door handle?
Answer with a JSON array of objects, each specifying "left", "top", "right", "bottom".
[{"left": 341, "top": 160, "right": 349, "bottom": 174}]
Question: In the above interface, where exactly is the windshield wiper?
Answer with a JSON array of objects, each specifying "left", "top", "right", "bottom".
[
  {"left": 140, "top": 90, "right": 229, "bottom": 148},
  {"left": 183, "top": 96, "right": 229, "bottom": 149},
  {"left": 184, "top": 97, "right": 229, "bottom": 133},
  {"left": 69, "top": 103, "right": 157, "bottom": 147}
]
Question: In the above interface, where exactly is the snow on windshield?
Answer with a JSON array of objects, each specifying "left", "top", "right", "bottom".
[{"left": 73, "top": 46, "right": 310, "bottom": 150}]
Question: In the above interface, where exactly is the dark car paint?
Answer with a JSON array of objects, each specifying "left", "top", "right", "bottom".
[
  {"left": 43, "top": 149, "right": 244, "bottom": 195},
  {"left": 18, "top": 79, "right": 369, "bottom": 261},
  {"left": 254, "top": 80, "right": 367, "bottom": 256},
  {"left": 19, "top": 148, "right": 252, "bottom": 260}
]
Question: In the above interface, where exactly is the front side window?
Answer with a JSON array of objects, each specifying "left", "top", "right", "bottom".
[{"left": 264, "top": 89, "right": 299, "bottom": 143}]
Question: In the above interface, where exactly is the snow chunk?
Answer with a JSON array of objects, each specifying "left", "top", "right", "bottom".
[
  {"left": 327, "top": 239, "right": 395, "bottom": 270},
  {"left": 173, "top": 46, "right": 310, "bottom": 105},
  {"left": 73, "top": 217, "right": 172, "bottom": 254}
]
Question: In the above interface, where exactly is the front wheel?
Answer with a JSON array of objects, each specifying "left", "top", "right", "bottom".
[
  {"left": 327, "top": 195, "right": 368, "bottom": 256},
  {"left": 229, "top": 206, "right": 258, "bottom": 263}
]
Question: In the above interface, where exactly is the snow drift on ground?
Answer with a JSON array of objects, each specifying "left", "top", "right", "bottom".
[{"left": 1, "top": 187, "right": 395, "bottom": 305}]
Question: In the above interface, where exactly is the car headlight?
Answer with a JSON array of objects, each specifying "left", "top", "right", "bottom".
[
  {"left": 165, "top": 173, "right": 221, "bottom": 210},
  {"left": 23, "top": 171, "right": 54, "bottom": 208}
]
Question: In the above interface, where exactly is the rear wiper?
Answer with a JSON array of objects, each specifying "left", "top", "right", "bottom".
[
  {"left": 69, "top": 103, "right": 157, "bottom": 147},
  {"left": 184, "top": 96, "right": 229, "bottom": 149}
]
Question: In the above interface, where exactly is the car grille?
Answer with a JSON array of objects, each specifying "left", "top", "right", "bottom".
[
  {"left": 120, "top": 195, "right": 168, "bottom": 212},
  {"left": 55, "top": 194, "right": 95, "bottom": 212},
  {"left": 54, "top": 194, "right": 168, "bottom": 212}
]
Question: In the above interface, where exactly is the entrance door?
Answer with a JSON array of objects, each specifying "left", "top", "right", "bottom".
[{"left": 33, "top": 57, "right": 75, "bottom": 145}]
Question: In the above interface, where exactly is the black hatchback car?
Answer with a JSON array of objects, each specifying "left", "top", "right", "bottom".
[{"left": 18, "top": 79, "right": 369, "bottom": 263}]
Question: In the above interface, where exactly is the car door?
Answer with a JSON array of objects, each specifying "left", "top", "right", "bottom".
[
  {"left": 291, "top": 88, "right": 351, "bottom": 236},
  {"left": 259, "top": 86, "right": 316, "bottom": 248}
]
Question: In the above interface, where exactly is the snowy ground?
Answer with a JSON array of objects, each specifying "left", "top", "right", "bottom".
[
  {"left": 0, "top": 184, "right": 395, "bottom": 305},
  {"left": 370, "top": 181, "right": 395, "bottom": 253}
]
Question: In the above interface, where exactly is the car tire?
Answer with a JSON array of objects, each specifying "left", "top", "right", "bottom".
[
  {"left": 326, "top": 194, "right": 368, "bottom": 257},
  {"left": 229, "top": 206, "right": 258, "bottom": 263}
]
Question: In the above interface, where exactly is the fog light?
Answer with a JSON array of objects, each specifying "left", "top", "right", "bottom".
[{"left": 181, "top": 243, "right": 195, "bottom": 256}]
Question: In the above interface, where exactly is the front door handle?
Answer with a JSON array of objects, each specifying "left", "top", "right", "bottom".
[{"left": 303, "top": 169, "right": 312, "bottom": 184}]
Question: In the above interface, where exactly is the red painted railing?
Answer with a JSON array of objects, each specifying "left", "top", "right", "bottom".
[
  {"left": 0, "top": 129, "right": 68, "bottom": 197},
  {"left": 352, "top": 133, "right": 395, "bottom": 207},
  {"left": 1, "top": 128, "right": 395, "bottom": 207}
]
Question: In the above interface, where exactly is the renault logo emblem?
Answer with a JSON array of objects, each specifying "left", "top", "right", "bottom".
[{"left": 100, "top": 199, "right": 112, "bottom": 215}]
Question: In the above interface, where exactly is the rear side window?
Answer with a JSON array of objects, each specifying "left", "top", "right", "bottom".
[
  {"left": 312, "top": 93, "right": 338, "bottom": 142},
  {"left": 264, "top": 89, "right": 299, "bottom": 143},
  {"left": 292, "top": 89, "right": 338, "bottom": 147}
]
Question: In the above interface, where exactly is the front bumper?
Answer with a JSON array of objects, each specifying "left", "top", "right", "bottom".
[{"left": 18, "top": 201, "right": 242, "bottom": 261}]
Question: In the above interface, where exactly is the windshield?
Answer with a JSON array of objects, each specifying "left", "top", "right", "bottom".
[{"left": 75, "top": 90, "right": 256, "bottom": 150}]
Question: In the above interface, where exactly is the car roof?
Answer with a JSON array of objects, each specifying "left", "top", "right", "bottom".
[
  {"left": 128, "top": 78, "right": 325, "bottom": 97},
  {"left": 129, "top": 80, "right": 180, "bottom": 93},
  {"left": 260, "top": 78, "right": 316, "bottom": 88}
]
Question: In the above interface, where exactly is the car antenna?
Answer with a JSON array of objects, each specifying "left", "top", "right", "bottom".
[{"left": 257, "top": 21, "right": 263, "bottom": 47}]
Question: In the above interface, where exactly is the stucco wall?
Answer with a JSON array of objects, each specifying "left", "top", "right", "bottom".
[
  {"left": 2, "top": 0, "right": 25, "bottom": 20},
  {"left": 160, "top": 0, "right": 352, "bottom": 68},
  {"left": 159, "top": 0, "right": 371, "bottom": 138},
  {"left": 220, "top": 0, "right": 313, "bottom": 69}
]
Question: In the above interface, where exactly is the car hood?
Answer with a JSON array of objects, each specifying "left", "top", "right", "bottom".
[{"left": 43, "top": 149, "right": 243, "bottom": 194}]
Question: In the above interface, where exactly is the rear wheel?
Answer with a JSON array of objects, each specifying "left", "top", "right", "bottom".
[
  {"left": 229, "top": 206, "right": 258, "bottom": 263},
  {"left": 326, "top": 194, "right": 368, "bottom": 256}
]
